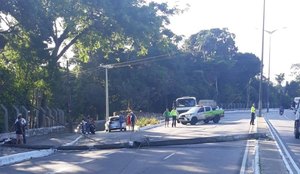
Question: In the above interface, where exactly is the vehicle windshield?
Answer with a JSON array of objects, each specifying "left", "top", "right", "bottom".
[{"left": 176, "top": 98, "right": 196, "bottom": 107}]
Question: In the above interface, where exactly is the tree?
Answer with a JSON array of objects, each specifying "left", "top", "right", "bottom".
[
  {"left": 183, "top": 28, "right": 237, "bottom": 60},
  {"left": 0, "top": 0, "right": 180, "bottom": 113},
  {"left": 183, "top": 28, "right": 238, "bottom": 102},
  {"left": 291, "top": 63, "right": 300, "bottom": 82},
  {"left": 275, "top": 73, "right": 285, "bottom": 87}
]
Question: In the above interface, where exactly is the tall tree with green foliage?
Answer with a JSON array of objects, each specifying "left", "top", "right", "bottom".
[
  {"left": 0, "top": 0, "right": 180, "bottom": 112},
  {"left": 183, "top": 28, "right": 237, "bottom": 102}
]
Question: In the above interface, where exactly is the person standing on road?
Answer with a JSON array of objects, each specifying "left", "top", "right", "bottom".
[
  {"left": 86, "top": 116, "right": 91, "bottom": 134},
  {"left": 89, "top": 117, "right": 96, "bottom": 134},
  {"left": 15, "top": 115, "right": 23, "bottom": 144},
  {"left": 163, "top": 108, "right": 170, "bottom": 127},
  {"left": 119, "top": 113, "right": 125, "bottom": 131},
  {"left": 250, "top": 103, "right": 256, "bottom": 125},
  {"left": 130, "top": 111, "right": 137, "bottom": 131},
  {"left": 15, "top": 113, "right": 27, "bottom": 144},
  {"left": 170, "top": 107, "right": 178, "bottom": 127},
  {"left": 126, "top": 113, "right": 131, "bottom": 131},
  {"left": 81, "top": 118, "right": 87, "bottom": 134}
]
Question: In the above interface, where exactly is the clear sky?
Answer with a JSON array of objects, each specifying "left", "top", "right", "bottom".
[{"left": 154, "top": 0, "right": 300, "bottom": 83}]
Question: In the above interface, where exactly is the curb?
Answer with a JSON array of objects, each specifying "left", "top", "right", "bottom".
[
  {"left": 1, "top": 144, "right": 55, "bottom": 150},
  {"left": 0, "top": 149, "right": 55, "bottom": 166},
  {"left": 135, "top": 133, "right": 267, "bottom": 148},
  {"left": 0, "top": 135, "right": 83, "bottom": 167}
]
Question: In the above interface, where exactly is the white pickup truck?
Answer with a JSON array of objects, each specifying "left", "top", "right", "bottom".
[{"left": 178, "top": 105, "right": 224, "bottom": 125}]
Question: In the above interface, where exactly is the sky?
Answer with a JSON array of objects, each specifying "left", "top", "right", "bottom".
[{"left": 154, "top": 0, "right": 300, "bottom": 83}]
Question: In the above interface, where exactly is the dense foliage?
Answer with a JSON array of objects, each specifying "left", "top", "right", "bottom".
[{"left": 1, "top": 0, "right": 299, "bottom": 125}]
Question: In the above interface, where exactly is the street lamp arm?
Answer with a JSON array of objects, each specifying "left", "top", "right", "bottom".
[
  {"left": 99, "top": 64, "right": 113, "bottom": 69},
  {"left": 265, "top": 27, "right": 287, "bottom": 35}
]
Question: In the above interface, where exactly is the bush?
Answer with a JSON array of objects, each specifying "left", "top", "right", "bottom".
[{"left": 136, "top": 117, "right": 159, "bottom": 127}]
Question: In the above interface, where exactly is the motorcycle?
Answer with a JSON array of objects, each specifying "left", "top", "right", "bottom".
[{"left": 279, "top": 107, "right": 284, "bottom": 115}]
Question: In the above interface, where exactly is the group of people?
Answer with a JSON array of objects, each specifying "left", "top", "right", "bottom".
[
  {"left": 15, "top": 114, "right": 27, "bottom": 144},
  {"left": 118, "top": 111, "right": 137, "bottom": 131},
  {"left": 81, "top": 116, "right": 96, "bottom": 134},
  {"left": 163, "top": 107, "right": 178, "bottom": 127}
]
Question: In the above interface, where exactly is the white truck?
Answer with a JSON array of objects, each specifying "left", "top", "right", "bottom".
[
  {"left": 174, "top": 96, "right": 197, "bottom": 114},
  {"left": 178, "top": 105, "right": 224, "bottom": 125}
]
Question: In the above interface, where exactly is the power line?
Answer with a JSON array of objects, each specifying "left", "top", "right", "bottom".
[
  {"left": 61, "top": 52, "right": 182, "bottom": 78},
  {"left": 99, "top": 52, "right": 181, "bottom": 69}
]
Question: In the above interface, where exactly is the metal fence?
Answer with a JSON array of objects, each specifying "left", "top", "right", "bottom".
[
  {"left": 0, "top": 104, "right": 65, "bottom": 133},
  {"left": 219, "top": 103, "right": 278, "bottom": 110}
]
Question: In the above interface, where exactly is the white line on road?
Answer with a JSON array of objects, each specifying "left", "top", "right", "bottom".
[
  {"left": 163, "top": 152, "right": 175, "bottom": 160},
  {"left": 240, "top": 122, "right": 254, "bottom": 174},
  {"left": 239, "top": 140, "right": 250, "bottom": 174},
  {"left": 265, "top": 118, "right": 297, "bottom": 173},
  {"left": 254, "top": 140, "right": 260, "bottom": 174},
  {"left": 240, "top": 117, "right": 259, "bottom": 174}
]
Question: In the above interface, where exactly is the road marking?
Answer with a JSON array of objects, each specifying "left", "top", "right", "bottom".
[
  {"left": 239, "top": 124, "right": 253, "bottom": 174},
  {"left": 62, "top": 135, "right": 83, "bottom": 146},
  {"left": 240, "top": 140, "right": 250, "bottom": 174},
  {"left": 254, "top": 140, "right": 260, "bottom": 174},
  {"left": 265, "top": 118, "right": 297, "bottom": 173},
  {"left": 163, "top": 152, "right": 175, "bottom": 160},
  {"left": 240, "top": 117, "right": 259, "bottom": 174}
]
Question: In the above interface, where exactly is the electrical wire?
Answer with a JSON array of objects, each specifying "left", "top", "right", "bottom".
[{"left": 99, "top": 52, "right": 182, "bottom": 69}]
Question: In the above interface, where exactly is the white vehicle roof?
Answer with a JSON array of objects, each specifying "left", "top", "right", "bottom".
[
  {"left": 181, "top": 105, "right": 211, "bottom": 114},
  {"left": 176, "top": 96, "right": 196, "bottom": 100}
]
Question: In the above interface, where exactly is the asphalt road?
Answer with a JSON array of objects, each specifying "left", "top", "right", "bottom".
[
  {"left": 0, "top": 111, "right": 255, "bottom": 174},
  {"left": 0, "top": 142, "right": 248, "bottom": 174},
  {"left": 265, "top": 109, "right": 300, "bottom": 173}
]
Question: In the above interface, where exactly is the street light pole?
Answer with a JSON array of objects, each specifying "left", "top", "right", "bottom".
[
  {"left": 100, "top": 64, "right": 113, "bottom": 121},
  {"left": 105, "top": 67, "right": 109, "bottom": 121},
  {"left": 265, "top": 28, "right": 286, "bottom": 113},
  {"left": 258, "top": 0, "right": 266, "bottom": 117},
  {"left": 266, "top": 33, "right": 272, "bottom": 113}
]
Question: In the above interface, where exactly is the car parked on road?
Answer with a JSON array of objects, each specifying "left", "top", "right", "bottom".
[
  {"left": 105, "top": 116, "right": 126, "bottom": 132},
  {"left": 178, "top": 105, "right": 224, "bottom": 125}
]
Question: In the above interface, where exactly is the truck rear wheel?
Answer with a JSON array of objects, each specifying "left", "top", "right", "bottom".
[
  {"left": 213, "top": 116, "right": 220, "bottom": 123},
  {"left": 191, "top": 117, "right": 198, "bottom": 125}
]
